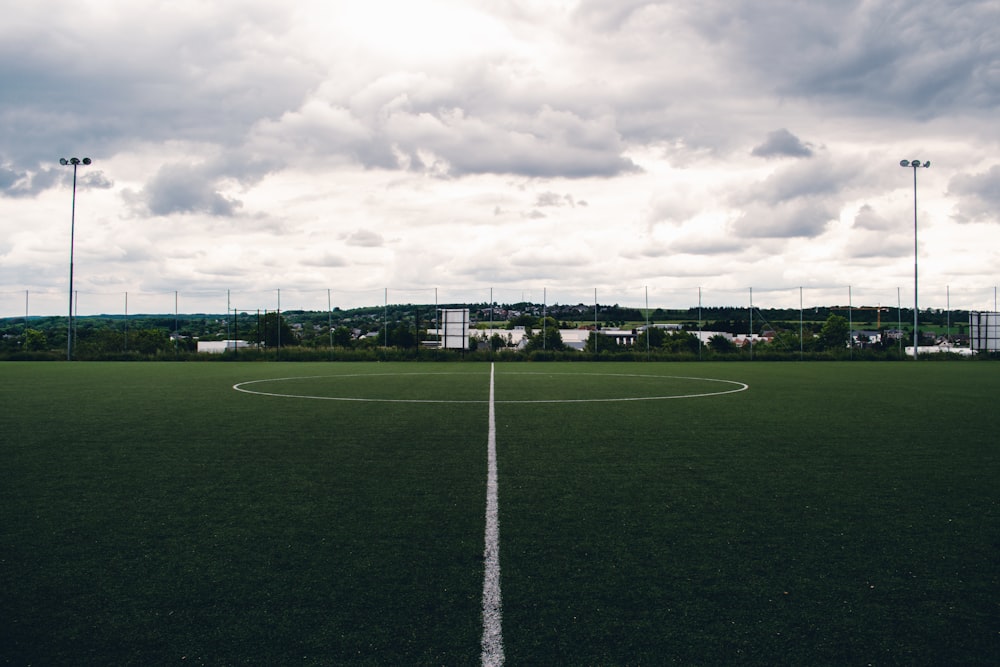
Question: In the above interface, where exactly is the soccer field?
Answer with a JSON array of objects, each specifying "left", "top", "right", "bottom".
[{"left": 1, "top": 361, "right": 997, "bottom": 665}]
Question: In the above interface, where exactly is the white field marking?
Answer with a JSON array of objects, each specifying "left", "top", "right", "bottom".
[
  {"left": 232, "top": 373, "right": 489, "bottom": 403},
  {"left": 232, "top": 372, "right": 748, "bottom": 403},
  {"left": 481, "top": 362, "right": 504, "bottom": 666}
]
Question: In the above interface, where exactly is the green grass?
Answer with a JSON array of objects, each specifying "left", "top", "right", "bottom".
[{"left": 1, "top": 361, "right": 998, "bottom": 665}]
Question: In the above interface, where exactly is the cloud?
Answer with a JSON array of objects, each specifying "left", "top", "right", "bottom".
[
  {"left": 751, "top": 129, "right": 814, "bottom": 159},
  {"left": 658, "top": 236, "right": 744, "bottom": 256},
  {"left": 126, "top": 156, "right": 278, "bottom": 217},
  {"left": 646, "top": 191, "right": 707, "bottom": 226},
  {"left": 132, "top": 164, "right": 242, "bottom": 217},
  {"left": 300, "top": 251, "right": 348, "bottom": 268},
  {"left": 0, "top": 164, "right": 55, "bottom": 198},
  {"left": 0, "top": 160, "right": 114, "bottom": 199},
  {"left": 842, "top": 205, "right": 912, "bottom": 259},
  {"left": 80, "top": 171, "right": 115, "bottom": 190},
  {"left": 843, "top": 229, "right": 910, "bottom": 260},
  {"left": 731, "top": 199, "right": 838, "bottom": 239},
  {"left": 535, "top": 192, "right": 579, "bottom": 208},
  {"left": 690, "top": 1, "right": 1000, "bottom": 119},
  {"left": 0, "top": 3, "right": 320, "bottom": 171},
  {"left": 727, "top": 156, "right": 865, "bottom": 238},
  {"left": 379, "top": 104, "right": 640, "bottom": 178},
  {"left": 736, "top": 158, "right": 858, "bottom": 206},
  {"left": 948, "top": 165, "right": 1000, "bottom": 223},
  {"left": 344, "top": 229, "right": 385, "bottom": 248},
  {"left": 852, "top": 204, "right": 895, "bottom": 231}
]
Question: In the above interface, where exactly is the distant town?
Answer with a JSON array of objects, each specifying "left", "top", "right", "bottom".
[{"left": 1, "top": 301, "right": 993, "bottom": 360}]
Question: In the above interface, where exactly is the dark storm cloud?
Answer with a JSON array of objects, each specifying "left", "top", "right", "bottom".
[
  {"left": 752, "top": 129, "right": 813, "bottom": 159},
  {"left": 948, "top": 165, "right": 1000, "bottom": 223}
]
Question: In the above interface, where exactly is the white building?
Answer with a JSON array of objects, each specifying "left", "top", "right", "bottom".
[{"left": 197, "top": 339, "right": 251, "bottom": 354}]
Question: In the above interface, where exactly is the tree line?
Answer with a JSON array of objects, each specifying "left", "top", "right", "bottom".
[{"left": 0, "top": 303, "right": 980, "bottom": 361}]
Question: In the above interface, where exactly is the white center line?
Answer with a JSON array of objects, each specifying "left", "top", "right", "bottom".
[{"left": 481, "top": 362, "right": 505, "bottom": 666}]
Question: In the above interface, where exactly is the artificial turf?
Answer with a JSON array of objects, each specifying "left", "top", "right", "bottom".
[{"left": 1, "top": 361, "right": 997, "bottom": 665}]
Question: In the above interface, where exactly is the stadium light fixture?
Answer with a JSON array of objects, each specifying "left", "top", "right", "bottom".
[
  {"left": 59, "top": 157, "right": 92, "bottom": 360},
  {"left": 899, "top": 159, "right": 929, "bottom": 361}
]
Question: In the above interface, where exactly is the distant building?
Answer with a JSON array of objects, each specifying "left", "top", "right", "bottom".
[
  {"left": 197, "top": 340, "right": 251, "bottom": 354},
  {"left": 905, "top": 344, "right": 975, "bottom": 356},
  {"left": 850, "top": 330, "right": 882, "bottom": 346}
]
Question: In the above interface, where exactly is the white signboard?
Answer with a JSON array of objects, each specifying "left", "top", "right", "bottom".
[
  {"left": 970, "top": 311, "right": 1000, "bottom": 351},
  {"left": 440, "top": 308, "right": 470, "bottom": 350}
]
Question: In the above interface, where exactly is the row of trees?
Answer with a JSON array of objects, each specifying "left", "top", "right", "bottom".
[{"left": 0, "top": 306, "right": 973, "bottom": 360}]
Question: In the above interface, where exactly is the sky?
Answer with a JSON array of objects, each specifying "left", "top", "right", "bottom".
[{"left": 2, "top": 0, "right": 1000, "bottom": 317}]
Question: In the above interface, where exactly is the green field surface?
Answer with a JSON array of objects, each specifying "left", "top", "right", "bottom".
[{"left": 1, "top": 361, "right": 998, "bottom": 665}]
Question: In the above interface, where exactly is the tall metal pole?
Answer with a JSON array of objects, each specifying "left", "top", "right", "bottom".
[
  {"left": 901, "top": 159, "right": 929, "bottom": 360},
  {"left": 594, "top": 288, "right": 598, "bottom": 353},
  {"left": 68, "top": 163, "right": 77, "bottom": 360},
  {"left": 644, "top": 285, "right": 650, "bottom": 360},
  {"left": 60, "top": 157, "right": 91, "bottom": 360},
  {"left": 799, "top": 286, "right": 803, "bottom": 360},
  {"left": 897, "top": 287, "right": 902, "bottom": 356},
  {"left": 848, "top": 285, "right": 853, "bottom": 360},
  {"left": 912, "top": 165, "right": 918, "bottom": 359},
  {"left": 698, "top": 286, "right": 703, "bottom": 361},
  {"left": 946, "top": 285, "right": 951, "bottom": 343}
]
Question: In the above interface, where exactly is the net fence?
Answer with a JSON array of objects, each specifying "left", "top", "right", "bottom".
[{"left": 2, "top": 284, "right": 998, "bottom": 320}]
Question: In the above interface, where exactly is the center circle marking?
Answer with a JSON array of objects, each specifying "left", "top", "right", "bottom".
[{"left": 233, "top": 372, "right": 748, "bottom": 403}]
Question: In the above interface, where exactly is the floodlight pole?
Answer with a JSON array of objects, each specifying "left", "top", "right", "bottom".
[
  {"left": 60, "top": 156, "right": 91, "bottom": 361},
  {"left": 900, "top": 159, "right": 929, "bottom": 360}
]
